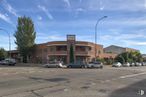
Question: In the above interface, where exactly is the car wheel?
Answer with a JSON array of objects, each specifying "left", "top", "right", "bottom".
[
  {"left": 9, "top": 64, "right": 12, "bottom": 66},
  {"left": 46, "top": 65, "right": 49, "bottom": 68},
  {"left": 84, "top": 65, "right": 87, "bottom": 68},
  {"left": 100, "top": 66, "right": 103, "bottom": 69},
  {"left": 68, "top": 66, "right": 71, "bottom": 68},
  {"left": 11, "top": 64, "right": 15, "bottom": 66},
  {"left": 57, "top": 65, "right": 60, "bottom": 68},
  {"left": 81, "top": 65, "right": 85, "bottom": 68}
]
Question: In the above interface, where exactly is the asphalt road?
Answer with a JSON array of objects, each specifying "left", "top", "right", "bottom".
[{"left": 0, "top": 66, "right": 146, "bottom": 97}]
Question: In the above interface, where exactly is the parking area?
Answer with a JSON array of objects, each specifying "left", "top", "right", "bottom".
[{"left": 0, "top": 65, "right": 146, "bottom": 97}]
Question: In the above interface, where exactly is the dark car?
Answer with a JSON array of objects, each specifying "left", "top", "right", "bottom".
[
  {"left": 67, "top": 62, "right": 87, "bottom": 68},
  {"left": 0, "top": 58, "right": 16, "bottom": 66}
]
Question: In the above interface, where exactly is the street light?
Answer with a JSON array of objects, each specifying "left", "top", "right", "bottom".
[
  {"left": 0, "top": 28, "right": 11, "bottom": 58},
  {"left": 95, "top": 16, "right": 107, "bottom": 61}
]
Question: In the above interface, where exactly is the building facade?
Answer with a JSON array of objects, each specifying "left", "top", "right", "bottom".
[
  {"left": 9, "top": 36, "right": 140, "bottom": 64},
  {"left": 34, "top": 35, "right": 104, "bottom": 64}
]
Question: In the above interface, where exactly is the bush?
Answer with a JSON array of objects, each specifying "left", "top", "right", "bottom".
[{"left": 0, "top": 48, "right": 7, "bottom": 61}]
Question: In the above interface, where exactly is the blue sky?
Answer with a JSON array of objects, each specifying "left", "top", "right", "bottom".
[{"left": 0, "top": 0, "right": 146, "bottom": 53}]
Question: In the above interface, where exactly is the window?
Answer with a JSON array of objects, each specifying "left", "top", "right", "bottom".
[
  {"left": 49, "top": 47, "right": 54, "bottom": 52},
  {"left": 56, "top": 46, "right": 67, "bottom": 51}
]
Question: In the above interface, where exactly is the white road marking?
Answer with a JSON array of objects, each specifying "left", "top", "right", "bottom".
[
  {"left": 102, "top": 72, "right": 146, "bottom": 83},
  {"left": 119, "top": 72, "right": 146, "bottom": 79}
]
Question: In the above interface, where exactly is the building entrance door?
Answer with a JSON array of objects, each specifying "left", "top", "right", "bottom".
[{"left": 76, "top": 56, "right": 86, "bottom": 64}]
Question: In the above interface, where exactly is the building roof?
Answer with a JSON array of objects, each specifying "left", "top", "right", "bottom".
[
  {"left": 36, "top": 41, "right": 103, "bottom": 47},
  {"left": 104, "top": 45, "right": 125, "bottom": 49},
  {"left": 104, "top": 45, "right": 138, "bottom": 51}
]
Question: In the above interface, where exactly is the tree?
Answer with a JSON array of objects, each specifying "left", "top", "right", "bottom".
[
  {"left": 70, "top": 45, "right": 74, "bottom": 63},
  {"left": 115, "top": 51, "right": 143, "bottom": 64},
  {"left": 0, "top": 48, "right": 7, "bottom": 60},
  {"left": 14, "top": 16, "right": 36, "bottom": 63},
  {"left": 104, "top": 58, "right": 114, "bottom": 65},
  {"left": 130, "top": 51, "right": 143, "bottom": 63}
]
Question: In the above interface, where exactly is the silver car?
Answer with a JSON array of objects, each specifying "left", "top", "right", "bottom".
[
  {"left": 130, "top": 63, "right": 135, "bottom": 67},
  {"left": 112, "top": 62, "right": 122, "bottom": 67},
  {"left": 123, "top": 62, "right": 130, "bottom": 67},
  {"left": 135, "top": 62, "right": 142, "bottom": 66},
  {"left": 43, "top": 61, "right": 66, "bottom": 68},
  {"left": 87, "top": 62, "right": 103, "bottom": 69},
  {"left": 0, "top": 58, "right": 16, "bottom": 66}
]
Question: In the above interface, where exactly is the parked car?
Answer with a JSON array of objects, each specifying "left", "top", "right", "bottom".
[
  {"left": 67, "top": 62, "right": 87, "bottom": 68},
  {"left": 123, "top": 62, "right": 130, "bottom": 67},
  {"left": 0, "top": 58, "right": 16, "bottom": 66},
  {"left": 142, "top": 62, "right": 146, "bottom": 66},
  {"left": 135, "top": 62, "right": 142, "bottom": 66},
  {"left": 112, "top": 62, "right": 122, "bottom": 67},
  {"left": 86, "top": 61, "right": 103, "bottom": 69},
  {"left": 43, "top": 61, "right": 66, "bottom": 68},
  {"left": 130, "top": 63, "right": 135, "bottom": 67}
]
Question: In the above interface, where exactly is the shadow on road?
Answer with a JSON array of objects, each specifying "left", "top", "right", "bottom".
[
  {"left": 29, "top": 77, "right": 69, "bottom": 83},
  {"left": 109, "top": 79, "right": 146, "bottom": 97}
]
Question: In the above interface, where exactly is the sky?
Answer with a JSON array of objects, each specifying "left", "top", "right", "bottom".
[{"left": 0, "top": 0, "right": 146, "bottom": 53}]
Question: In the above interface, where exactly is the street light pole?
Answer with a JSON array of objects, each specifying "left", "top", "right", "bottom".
[
  {"left": 95, "top": 16, "right": 107, "bottom": 61},
  {"left": 0, "top": 28, "right": 11, "bottom": 58}
]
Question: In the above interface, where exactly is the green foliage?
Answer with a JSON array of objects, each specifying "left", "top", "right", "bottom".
[
  {"left": 96, "top": 58, "right": 104, "bottom": 62},
  {"left": 0, "top": 48, "right": 7, "bottom": 60},
  {"left": 14, "top": 16, "right": 36, "bottom": 63},
  {"left": 70, "top": 45, "right": 74, "bottom": 63},
  {"left": 115, "top": 51, "right": 143, "bottom": 64},
  {"left": 103, "top": 58, "right": 114, "bottom": 65}
]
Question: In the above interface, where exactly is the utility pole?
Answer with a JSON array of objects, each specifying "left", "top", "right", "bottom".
[
  {"left": 95, "top": 16, "right": 107, "bottom": 61},
  {"left": 0, "top": 28, "right": 11, "bottom": 58}
]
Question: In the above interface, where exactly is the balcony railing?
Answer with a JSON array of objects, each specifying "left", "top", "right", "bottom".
[
  {"left": 48, "top": 50, "right": 92, "bottom": 56},
  {"left": 75, "top": 51, "right": 91, "bottom": 56},
  {"left": 48, "top": 51, "right": 67, "bottom": 55}
]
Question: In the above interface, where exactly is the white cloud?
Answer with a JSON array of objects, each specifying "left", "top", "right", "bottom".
[
  {"left": 76, "top": 8, "right": 85, "bottom": 12},
  {"left": 100, "top": 35, "right": 113, "bottom": 41},
  {"left": 100, "top": 31, "right": 146, "bottom": 47},
  {"left": 36, "top": 32, "right": 66, "bottom": 43},
  {"left": 104, "top": 16, "right": 146, "bottom": 28},
  {"left": 37, "top": 16, "right": 42, "bottom": 21},
  {"left": 38, "top": 5, "right": 53, "bottom": 20},
  {"left": 63, "top": 0, "right": 71, "bottom": 8},
  {"left": 99, "top": 0, "right": 104, "bottom": 10},
  {"left": 75, "top": 8, "right": 86, "bottom": 17},
  {"left": 100, "top": 6, "right": 104, "bottom": 11},
  {"left": 48, "top": 35, "right": 65, "bottom": 40},
  {"left": 2, "top": 0, "right": 19, "bottom": 17},
  {"left": 101, "top": 32, "right": 146, "bottom": 41},
  {"left": 0, "top": 13, "right": 12, "bottom": 24},
  {"left": 84, "top": 0, "right": 145, "bottom": 11},
  {"left": 77, "top": 35, "right": 94, "bottom": 42},
  {"left": 145, "top": 0, "right": 146, "bottom": 8},
  {"left": 115, "top": 33, "right": 146, "bottom": 40},
  {"left": 122, "top": 40, "right": 146, "bottom": 46}
]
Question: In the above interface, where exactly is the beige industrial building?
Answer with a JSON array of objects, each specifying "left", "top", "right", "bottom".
[{"left": 104, "top": 45, "right": 139, "bottom": 54}]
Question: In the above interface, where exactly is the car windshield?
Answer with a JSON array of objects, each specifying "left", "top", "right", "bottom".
[{"left": 49, "top": 61, "right": 58, "bottom": 64}]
